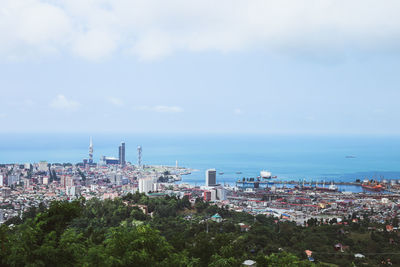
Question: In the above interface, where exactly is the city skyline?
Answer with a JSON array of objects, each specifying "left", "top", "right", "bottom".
[
  {"left": 1, "top": 3, "right": 400, "bottom": 265},
  {"left": 0, "top": 1, "right": 400, "bottom": 135}
]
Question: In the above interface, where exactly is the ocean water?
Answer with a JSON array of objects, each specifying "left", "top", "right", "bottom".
[{"left": 1, "top": 133, "right": 400, "bottom": 185}]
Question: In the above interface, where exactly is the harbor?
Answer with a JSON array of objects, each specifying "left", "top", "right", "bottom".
[{"left": 236, "top": 179, "right": 400, "bottom": 193}]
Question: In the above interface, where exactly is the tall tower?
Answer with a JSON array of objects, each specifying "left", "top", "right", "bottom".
[
  {"left": 119, "top": 142, "right": 126, "bottom": 166},
  {"left": 205, "top": 169, "right": 217, "bottom": 187},
  {"left": 137, "top": 146, "right": 142, "bottom": 169},
  {"left": 89, "top": 137, "right": 93, "bottom": 164}
]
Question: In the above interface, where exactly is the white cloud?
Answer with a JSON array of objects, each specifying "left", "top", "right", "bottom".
[
  {"left": 0, "top": 113, "right": 6, "bottom": 118},
  {"left": 134, "top": 105, "right": 183, "bottom": 113},
  {"left": 49, "top": 94, "right": 80, "bottom": 111},
  {"left": 154, "top": 105, "right": 183, "bottom": 113},
  {"left": 0, "top": 0, "right": 73, "bottom": 60},
  {"left": 72, "top": 30, "right": 118, "bottom": 60},
  {"left": 1, "top": 0, "right": 400, "bottom": 60},
  {"left": 107, "top": 97, "right": 124, "bottom": 107}
]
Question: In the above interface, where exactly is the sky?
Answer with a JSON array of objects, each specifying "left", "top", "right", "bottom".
[{"left": 0, "top": 0, "right": 400, "bottom": 135}]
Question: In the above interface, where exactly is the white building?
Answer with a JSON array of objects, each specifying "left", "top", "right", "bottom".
[
  {"left": 153, "top": 182, "right": 160, "bottom": 192},
  {"left": 139, "top": 177, "right": 154, "bottom": 194},
  {"left": 24, "top": 178, "right": 30, "bottom": 188},
  {"left": 66, "top": 176, "right": 74, "bottom": 187},
  {"left": 38, "top": 161, "right": 48, "bottom": 172},
  {"left": 217, "top": 188, "right": 226, "bottom": 201},
  {"left": 210, "top": 189, "right": 217, "bottom": 201},
  {"left": 67, "top": 186, "right": 76, "bottom": 196},
  {"left": 7, "top": 175, "right": 19, "bottom": 186},
  {"left": 0, "top": 175, "right": 3, "bottom": 187},
  {"left": 205, "top": 169, "right": 217, "bottom": 186}
]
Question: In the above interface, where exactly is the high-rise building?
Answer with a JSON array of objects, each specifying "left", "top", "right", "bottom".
[
  {"left": 38, "top": 161, "right": 48, "bottom": 172},
  {"left": 137, "top": 146, "right": 142, "bottom": 169},
  {"left": 203, "top": 191, "right": 211, "bottom": 201},
  {"left": 205, "top": 169, "right": 217, "bottom": 186},
  {"left": 61, "top": 175, "right": 67, "bottom": 188},
  {"left": 7, "top": 175, "right": 19, "bottom": 186},
  {"left": 66, "top": 176, "right": 74, "bottom": 187},
  {"left": 119, "top": 142, "right": 126, "bottom": 166},
  {"left": 138, "top": 177, "right": 154, "bottom": 193},
  {"left": 89, "top": 137, "right": 94, "bottom": 164},
  {"left": 217, "top": 188, "right": 226, "bottom": 200}
]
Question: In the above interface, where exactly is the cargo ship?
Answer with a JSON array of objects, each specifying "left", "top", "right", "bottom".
[
  {"left": 295, "top": 180, "right": 313, "bottom": 191},
  {"left": 362, "top": 180, "right": 384, "bottom": 191},
  {"left": 295, "top": 184, "right": 313, "bottom": 191},
  {"left": 260, "top": 170, "right": 272, "bottom": 179},
  {"left": 260, "top": 170, "right": 278, "bottom": 179},
  {"left": 316, "top": 182, "right": 338, "bottom": 192}
]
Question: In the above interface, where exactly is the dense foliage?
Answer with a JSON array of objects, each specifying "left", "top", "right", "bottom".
[{"left": 1, "top": 192, "right": 399, "bottom": 266}]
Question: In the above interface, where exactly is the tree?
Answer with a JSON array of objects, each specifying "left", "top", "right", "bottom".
[
  {"left": 256, "top": 252, "right": 313, "bottom": 267},
  {"left": 208, "top": 254, "right": 238, "bottom": 267}
]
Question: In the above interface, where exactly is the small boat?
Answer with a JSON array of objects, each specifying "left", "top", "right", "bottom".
[
  {"left": 219, "top": 172, "right": 224, "bottom": 175},
  {"left": 236, "top": 171, "right": 242, "bottom": 174},
  {"left": 345, "top": 155, "right": 356, "bottom": 158}
]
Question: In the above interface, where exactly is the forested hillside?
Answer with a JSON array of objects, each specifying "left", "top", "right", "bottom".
[{"left": 0, "top": 193, "right": 398, "bottom": 266}]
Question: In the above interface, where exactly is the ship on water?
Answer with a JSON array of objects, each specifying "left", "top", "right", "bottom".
[
  {"left": 295, "top": 180, "right": 338, "bottom": 192},
  {"left": 295, "top": 180, "right": 313, "bottom": 190},
  {"left": 362, "top": 180, "right": 384, "bottom": 191},
  {"left": 316, "top": 181, "right": 338, "bottom": 192},
  {"left": 260, "top": 170, "right": 277, "bottom": 179},
  {"left": 260, "top": 170, "right": 271, "bottom": 179}
]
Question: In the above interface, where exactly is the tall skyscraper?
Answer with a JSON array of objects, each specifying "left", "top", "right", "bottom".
[
  {"left": 137, "top": 146, "right": 142, "bottom": 169},
  {"left": 119, "top": 142, "right": 126, "bottom": 166},
  {"left": 89, "top": 137, "right": 93, "bottom": 164},
  {"left": 205, "top": 169, "right": 217, "bottom": 186}
]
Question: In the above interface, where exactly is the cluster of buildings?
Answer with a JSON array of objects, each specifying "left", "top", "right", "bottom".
[
  {"left": 1, "top": 137, "right": 400, "bottom": 228},
  {"left": 203, "top": 169, "right": 226, "bottom": 201},
  {"left": 0, "top": 139, "right": 191, "bottom": 223},
  {"left": 224, "top": 186, "right": 400, "bottom": 226},
  {"left": 0, "top": 160, "right": 194, "bottom": 223}
]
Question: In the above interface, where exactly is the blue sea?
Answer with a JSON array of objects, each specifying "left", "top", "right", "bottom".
[{"left": 1, "top": 133, "right": 400, "bottom": 185}]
